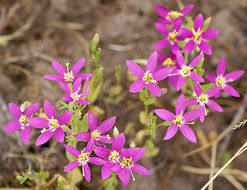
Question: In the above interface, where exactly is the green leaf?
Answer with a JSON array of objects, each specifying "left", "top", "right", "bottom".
[
  {"left": 66, "top": 167, "right": 83, "bottom": 186},
  {"left": 90, "top": 33, "right": 101, "bottom": 63},
  {"left": 159, "top": 121, "right": 172, "bottom": 127},
  {"left": 202, "top": 17, "right": 211, "bottom": 31},
  {"left": 57, "top": 176, "right": 67, "bottom": 189},
  {"left": 16, "top": 175, "right": 27, "bottom": 184},
  {"left": 144, "top": 139, "right": 159, "bottom": 157},
  {"left": 195, "top": 56, "right": 205, "bottom": 77},
  {"left": 103, "top": 173, "right": 118, "bottom": 190},
  {"left": 115, "top": 65, "right": 122, "bottom": 83},
  {"left": 201, "top": 83, "right": 215, "bottom": 92},
  {"left": 139, "top": 111, "right": 147, "bottom": 125},
  {"left": 77, "top": 113, "right": 89, "bottom": 133}
]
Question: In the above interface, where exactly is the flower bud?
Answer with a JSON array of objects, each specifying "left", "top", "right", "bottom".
[
  {"left": 129, "top": 142, "right": 136, "bottom": 148},
  {"left": 161, "top": 88, "right": 168, "bottom": 95},
  {"left": 113, "top": 126, "right": 119, "bottom": 137},
  {"left": 66, "top": 130, "right": 72, "bottom": 136},
  {"left": 20, "top": 103, "right": 26, "bottom": 112},
  {"left": 83, "top": 78, "right": 90, "bottom": 91}
]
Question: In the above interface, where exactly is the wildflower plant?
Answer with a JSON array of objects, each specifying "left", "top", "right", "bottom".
[{"left": 3, "top": 2, "right": 245, "bottom": 190}]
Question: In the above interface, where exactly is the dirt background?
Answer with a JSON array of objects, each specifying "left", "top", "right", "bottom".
[{"left": 0, "top": 0, "right": 247, "bottom": 189}]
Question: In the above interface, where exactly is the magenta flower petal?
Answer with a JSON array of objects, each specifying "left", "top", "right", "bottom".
[
  {"left": 194, "top": 13, "right": 204, "bottom": 31},
  {"left": 35, "top": 130, "right": 53, "bottom": 146},
  {"left": 180, "top": 28, "right": 193, "bottom": 38},
  {"left": 72, "top": 78, "right": 82, "bottom": 93},
  {"left": 88, "top": 157, "right": 105, "bottom": 165},
  {"left": 171, "top": 42, "right": 179, "bottom": 54},
  {"left": 223, "top": 85, "right": 240, "bottom": 97},
  {"left": 76, "top": 99, "right": 90, "bottom": 105},
  {"left": 198, "top": 104, "right": 205, "bottom": 123},
  {"left": 180, "top": 124, "right": 197, "bottom": 143},
  {"left": 189, "top": 54, "right": 203, "bottom": 68},
  {"left": 112, "top": 133, "right": 125, "bottom": 151},
  {"left": 28, "top": 117, "right": 49, "bottom": 128},
  {"left": 154, "top": 39, "right": 170, "bottom": 50},
  {"left": 85, "top": 139, "right": 94, "bottom": 153},
  {"left": 72, "top": 58, "right": 85, "bottom": 76},
  {"left": 64, "top": 144, "right": 80, "bottom": 158},
  {"left": 129, "top": 80, "right": 146, "bottom": 93},
  {"left": 157, "top": 52, "right": 167, "bottom": 63},
  {"left": 168, "top": 75, "right": 179, "bottom": 89},
  {"left": 163, "top": 124, "right": 178, "bottom": 140},
  {"left": 52, "top": 61, "right": 66, "bottom": 76},
  {"left": 185, "top": 98, "right": 198, "bottom": 107},
  {"left": 73, "top": 132, "right": 91, "bottom": 142},
  {"left": 58, "top": 111, "right": 73, "bottom": 125},
  {"left": 83, "top": 163, "right": 91, "bottom": 182},
  {"left": 201, "top": 29, "right": 220, "bottom": 39},
  {"left": 9, "top": 103, "right": 22, "bottom": 119},
  {"left": 94, "top": 147, "right": 110, "bottom": 158},
  {"left": 225, "top": 70, "right": 245, "bottom": 82},
  {"left": 193, "top": 82, "right": 203, "bottom": 96},
  {"left": 154, "top": 109, "right": 175, "bottom": 122},
  {"left": 80, "top": 91, "right": 91, "bottom": 98},
  {"left": 198, "top": 40, "right": 212, "bottom": 55},
  {"left": 176, "top": 51, "right": 186, "bottom": 67},
  {"left": 173, "top": 18, "right": 182, "bottom": 31},
  {"left": 44, "top": 100, "right": 57, "bottom": 119},
  {"left": 184, "top": 40, "right": 195, "bottom": 54},
  {"left": 97, "top": 116, "right": 116, "bottom": 134},
  {"left": 126, "top": 60, "right": 144, "bottom": 79},
  {"left": 155, "top": 23, "right": 169, "bottom": 36},
  {"left": 59, "top": 83, "right": 71, "bottom": 95},
  {"left": 146, "top": 51, "right": 157, "bottom": 73},
  {"left": 62, "top": 96, "right": 73, "bottom": 102},
  {"left": 4, "top": 120, "right": 20, "bottom": 133},
  {"left": 132, "top": 163, "right": 150, "bottom": 175},
  {"left": 43, "top": 74, "right": 63, "bottom": 81},
  {"left": 24, "top": 103, "right": 39, "bottom": 117},
  {"left": 54, "top": 127, "right": 64, "bottom": 143},
  {"left": 157, "top": 18, "right": 172, "bottom": 25},
  {"left": 20, "top": 127, "right": 31, "bottom": 144},
  {"left": 76, "top": 73, "right": 93, "bottom": 80},
  {"left": 147, "top": 83, "right": 161, "bottom": 97},
  {"left": 132, "top": 147, "right": 146, "bottom": 162},
  {"left": 102, "top": 162, "right": 112, "bottom": 180},
  {"left": 180, "top": 4, "right": 194, "bottom": 15},
  {"left": 176, "top": 76, "right": 187, "bottom": 91},
  {"left": 217, "top": 58, "right": 226, "bottom": 76},
  {"left": 64, "top": 160, "right": 80, "bottom": 172},
  {"left": 206, "top": 99, "right": 223, "bottom": 112},
  {"left": 176, "top": 93, "right": 186, "bottom": 115},
  {"left": 183, "top": 109, "right": 198, "bottom": 122},
  {"left": 154, "top": 4, "right": 169, "bottom": 18},
  {"left": 206, "top": 73, "right": 216, "bottom": 83},
  {"left": 88, "top": 111, "right": 97, "bottom": 132},
  {"left": 206, "top": 87, "right": 221, "bottom": 98},
  {"left": 189, "top": 72, "right": 204, "bottom": 82},
  {"left": 118, "top": 168, "right": 131, "bottom": 187}
]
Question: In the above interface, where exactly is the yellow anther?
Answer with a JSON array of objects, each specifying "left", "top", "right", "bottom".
[
  {"left": 91, "top": 131, "right": 99, "bottom": 139},
  {"left": 120, "top": 157, "right": 134, "bottom": 168},
  {"left": 143, "top": 70, "right": 152, "bottom": 83},
  {"left": 106, "top": 134, "right": 111, "bottom": 140},
  {"left": 169, "top": 30, "right": 179, "bottom": 41},
  {"left": 41, "top": 128, "right": 47, "bottom": 133},
  {"left": 192, "top": 28, "right": 203, "bottom": 43},
  {"left": 19, "top": 115, "right": 28, "bottom": 125},
  {"left": 64, "top": 71, "right": 74, "bottom": 82},
  {"left": 71, "top": 91, "right": 80, "bottom": 101},
  {"left": 229, "top": 78, "right": 233, "bottom": 82},
  {"left": 216, "top": 77, "right": 225, "bottom": 86},
  {"left": 172, "top": 112, "right": 183, "bottom": 125},
  {"left": 197, "top": 94, "right": 208, "bottom": 103},
  {"left": 166, "top": 11, "right": 183, "bottom": 21},
  {"left": 48, "top": 117, "right": 59, "bottom": 130},
  {"left": 109, "top": 150, "right": 119, "bottom": 160},
  {"left": 163, "top": 58, "right": 175, "bottom": 67},
  {"left": 78, "top": 151, "right": 89, "bottom": 163},
  {"left": 181, "top": 66, "right": 192, "bottom": 76}
]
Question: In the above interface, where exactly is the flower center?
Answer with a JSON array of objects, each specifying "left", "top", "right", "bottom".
[
  {"left": 64, "top": 71, "right": 74, "bottom": 82},
  {"left": 192, "top": 28, "right": 203, "bottom": 43},
  {"left": 216, "top": 76, "right": 225, "bottom": 86},
  {"left": 109, "top": 150, "right": 120, "bottom": 161},
  {"left": 166, "top": 11, "right": 183, "bottom": 21},
  {"left": 169, "top": 30, "right": 179, "bottom": 42},
  {"left": 48, "top": 117, "right": 59, "bottom": 131},
  {"left": 91, "top": 131, "right": 100, "bottom": 139},
  {"left": 70, "top": 92, "right": 80, "bottom": 101},
  {"left": 197, "top": 94, "right": 208, "bottom": 104},
  {"left": 78, "top": 151, "right": 89, "bottom": 164},
  {"left": 120, "top": 157, "right": 134, "bottom": 168},
  {"left": 143, "top": 70, "right": 156, "bottom": 84},
  {"left": 172, "top": 112, "right": 183, "bottom": 125},
  {"left": 19, "top": 115, "right": 28, "bottom": 129},
  {"left": 163, "top": 58, "right": 175, "bottom": 67},
  {"left": 181, "top": 66, "right": 192, "bottom": 76}
]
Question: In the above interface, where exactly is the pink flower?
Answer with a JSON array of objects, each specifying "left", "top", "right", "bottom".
[
  {"left": 181, "top": 13, "right": 220, "bottom": 55},
  {"left": 155, "top": 19, "right": 185, "bottom": 54},
  {"left": 206, "top": 58, "right": 245, "bottom": 97},
  {"left": 117, "top": 147, "right": 150, "bottom": 186},
  {"left": 155, "top": 4, "right": 194, "bottom": 25},
  {"left": 94, "top": 133, "right": 126, "bottom": 180},
  {"left": 170, "top": 51, "right": 204, "bottom": 91},
  {"left": 186, "top": 82, "right": 223, "bottom": 122},
  {"left": 43, "top": 58, "right": 93, "bottom": 84},
  {"left": 154, "top": 93, "right": 198, "bottom": 143},
  {"left": 64, "top": 143, "right": 105, "bottom": 182},
  {"left": 74, "top": 111, "right": 116, "bottom": 146},
  {"left": 4, "top": 102, "right": 39, "bottom": 144},
  {"left": 29, "top": 100, "right": 73, "bottom": 145},
  {"left": 126, "top": 51, "right": 172, "bottom": 97},
  {"left": 59, "top": 78, "right": 90, "bottom": 105}
]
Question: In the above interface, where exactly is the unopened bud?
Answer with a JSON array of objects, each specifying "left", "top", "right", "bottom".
[
  {"left": 147, "top": 118, "right": 151, "bottom": 125},
  {"left": 129, "top": 142, "right": 136, "bottom": 148},
  {"left": 161, "top": 88, "right": 168, "bottom": 95},
  {"left": 113, "top": 126, "right": 119, "bottom": 137},
  {"left": 20, "top": 103, "right": 26, "bottom": 112},
  {"left": 83, "top": 78, "right": 90, "bottom": 91},
  {"left": 66, "top": 130, "right": 72, "bottom": 136}
]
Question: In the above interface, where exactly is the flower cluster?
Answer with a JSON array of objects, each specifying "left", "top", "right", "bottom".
[{"left": 127, "top": 4, "right": 244, "bottom": 143}]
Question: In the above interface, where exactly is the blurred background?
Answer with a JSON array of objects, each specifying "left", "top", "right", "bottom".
[{"left": 0, "top": 0, "right": 247, "bottom": 189}]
